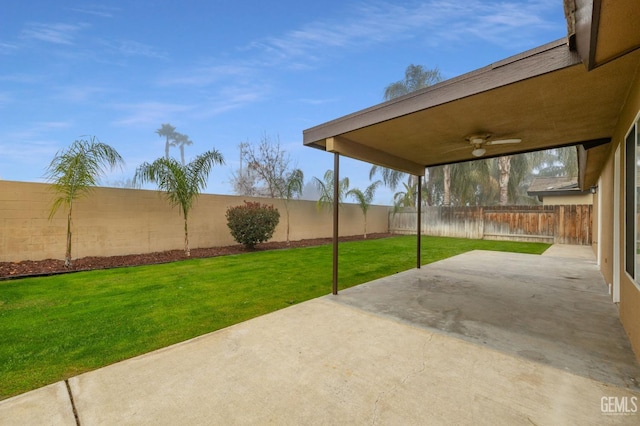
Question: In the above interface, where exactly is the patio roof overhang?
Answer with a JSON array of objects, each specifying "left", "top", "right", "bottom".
[
  {"left": 304, "top": 0, "right": 640, "bottom": 294},
  {"left": 303, "top": 1, "right": 640, "bottom": 190}
]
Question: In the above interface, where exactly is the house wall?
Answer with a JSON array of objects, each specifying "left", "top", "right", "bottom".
[
  {"left": 596, "top": 152, "right": 613, "bottom": 283},
  {"left": 607, "top": 63, "right": 640, "bottom": 361},
  {"left": 542, "top": 193, "right": 593, "bottom": 205},
  {"left": 0, "top": 181, "right": 390, "bottom": 263}
]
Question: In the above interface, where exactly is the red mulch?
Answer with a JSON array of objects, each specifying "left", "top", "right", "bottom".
[{"left": 0, "top": 233, "right": 394, "bottom": 279}]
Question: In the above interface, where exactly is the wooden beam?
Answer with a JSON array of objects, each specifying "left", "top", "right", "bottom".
[{"left": 326, "top": 136, "right": 425, "bottom": 176}]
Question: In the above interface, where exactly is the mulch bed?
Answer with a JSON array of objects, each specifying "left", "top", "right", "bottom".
[{"left": 0, "top": 233, "right": 394, "bottom": 279}]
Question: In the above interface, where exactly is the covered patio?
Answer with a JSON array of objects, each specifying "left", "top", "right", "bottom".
[{"left": 302, "top": 0, "right": 640, "bottom": 296}]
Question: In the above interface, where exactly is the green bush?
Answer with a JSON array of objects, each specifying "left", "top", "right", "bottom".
[{"left": 226, "top": 201, "right": 280, "bottom": 248}]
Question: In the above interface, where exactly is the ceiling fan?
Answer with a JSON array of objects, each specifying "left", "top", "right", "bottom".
[{"left": 466, "top": 134, "right": 522, "bottom": 157}]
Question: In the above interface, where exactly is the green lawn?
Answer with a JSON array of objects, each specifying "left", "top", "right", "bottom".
[{"left": 0, "top": 235, "right": 549, "bottom": 399}]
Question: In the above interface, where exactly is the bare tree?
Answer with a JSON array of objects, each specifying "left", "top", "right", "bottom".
[
  {"left": 231, "top": 134, "right": 295, "bottom": 198},
  {"left": 230, "top": 136, "right": 304, "bottom": 242},
  {"left": 231, "top": 142, "right": 260, "bottom": 196}
]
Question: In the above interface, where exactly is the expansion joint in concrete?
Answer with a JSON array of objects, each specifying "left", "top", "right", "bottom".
[{"left": 64, "top": 380, "right": 81, "bottom": 426}]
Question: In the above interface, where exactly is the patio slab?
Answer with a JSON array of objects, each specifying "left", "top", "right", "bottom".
[
  {"left": 334, "top": 249, "right": 640, "bottom": 391},
  {"left": 0, "top": 382, "right": 76, "bottom": 425}
]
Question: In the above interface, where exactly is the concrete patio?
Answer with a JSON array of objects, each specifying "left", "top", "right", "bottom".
[{"left": 1, "top": 246, "right": 639, "bottom": 425}]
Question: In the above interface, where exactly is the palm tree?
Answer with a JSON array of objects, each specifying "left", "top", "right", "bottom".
[
  {"left": 156, "top": 123, "right": 177, "bottom": 160},
  {"left": 313, "top": 169, "right": 349, "bottom": 211},
  {"left": 372, "top": 64, "right": 443, "bottom": 200},
  {"left": 134, "top": 149, "right": 224, "bottom": 256},
  {"left": 384, "top": 65, "right": 443, "bottom": 99},
  {"left": 490, "top": 153, "right": 535, "bottom": 205},
  {"left": 347, "top": 180, "right": 381, "bottom": 238},
  {"left": 277, "top": 168, "right": 304, "bottom": 244},
  {"left": 173, "top": 132, "right": 193, "bottom": 165},
  {"left": 393, "top": 181, "right": 418, "bottom": 213},
  {"left": 533, "top": 147, "right": 578, "bottom": 177},
  {"left": 46, "top": 136, "right": 124, "bottom": 267},
  {"left": 497, "top": 156, "right": 512, "bottom": 205},
  {"left": 369, "top": 164, "right": 406, "bottom": 191}
]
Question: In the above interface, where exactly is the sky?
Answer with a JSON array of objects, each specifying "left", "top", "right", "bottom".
[{"left": 0, "top": 0, "right": 568, "bottom": 204}]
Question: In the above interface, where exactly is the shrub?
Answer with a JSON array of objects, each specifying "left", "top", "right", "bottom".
[{"left": 226, "top": 201, "right": 280, "bottom": 249}]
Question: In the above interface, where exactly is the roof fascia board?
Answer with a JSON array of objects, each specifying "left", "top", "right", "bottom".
[
  {"left": 564, "top": 0, "right": 577, "bottom": 50},
  {"left": 527, "top": 189, "right": 591, "bottom": 197},
  {"left": 326, "top": 136, "right": 425, "bottom": 176},
  {"left": 304, "top": 39, "right": 579, "bottom": 145},
  {"left": 574, "top": 0, "right": 601, "bottom": 70}
]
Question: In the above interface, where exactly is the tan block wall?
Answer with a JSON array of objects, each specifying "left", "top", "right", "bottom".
[{"left": 0, "top": 181, "right": 390, "bottom": 263}]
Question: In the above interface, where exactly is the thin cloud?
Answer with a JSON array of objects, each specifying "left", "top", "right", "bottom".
[
  {"left": 431, "top": 0, "right": 560, "bottom": 47},
  {"left": 104, "top": 39, "right": 168, "bottom": 59},
  {"left": 0, "top": 138, "right": 60, "bottom": 165},
  {"left": 0, "top": 93, "right": 11, "bottom": 107},
  {"left": 21, "top": 22, "right": 89, "bottom": 45},
  {"left": 295, "top": 97, "right": 338, "bottom": 106},
  {"left": 69, "top": 5, "right": 120, "bottom": 18},
  {"left": 111, "top": 102, "right": 195, "bottom": 127},
  {"left": 247, "top": 2, "right": 436, "bottom": 66},
  {"left": 54, "top": 85, "right": 112, "bottom": 103},
  {"left": 158, "top": 65, "right": 250, "bottom": 87},
  {"left": 0, "top": 41, "right": 19, "bottom": 54},
  {"left": 247, "top": 0, "right": 560, "bottom": 68},
  {"left": 36, "top": 121, "right": 73, "bottom": 130},
  {"left": 197, "top": 85, "right": 271, "bottom": 117}
]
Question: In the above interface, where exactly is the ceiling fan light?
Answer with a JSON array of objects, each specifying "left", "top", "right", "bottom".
[{"left": 472, "top": 147, "right": 486, "bottom": 157}]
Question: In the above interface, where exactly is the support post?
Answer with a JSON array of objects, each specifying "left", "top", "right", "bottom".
[
  {"left": 417, "top": 175, "right": 422, "bottom": 269},
  {"left": 333, "top": 153, "right": 339, "bottom": 295}
]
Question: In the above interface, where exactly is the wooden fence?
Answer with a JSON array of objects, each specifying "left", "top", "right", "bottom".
[{"left": 390, "top": 205, "right": 592, "bottom": 245}]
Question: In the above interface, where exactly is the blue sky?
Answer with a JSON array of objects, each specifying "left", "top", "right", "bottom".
[{"left": 0, "top": 0, "right": 567, "bottom": 204}]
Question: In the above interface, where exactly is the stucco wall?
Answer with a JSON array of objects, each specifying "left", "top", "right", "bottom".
[
  {"left": 596, "top": 151, "right": 613, "bottom": 284},
  {"left": 609, "top": 62, "right": 640, "bottom": 361},
  {"left": 542, "top": 193, "right": 593, "bottom": 206},
  {"left": 0, "top": 181, "right": 390, "bottom": 263}
]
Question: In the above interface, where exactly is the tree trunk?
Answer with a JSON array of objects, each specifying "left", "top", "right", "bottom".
[
  {"left": 180, "top": 145, "right": 185, "bottom": 165},
  {"left": 65, "top": 204, "right": 73, "bottom": 267},
  {"left": 165, "top": 137, "right": 170, "bottom": 160},
  {"left": 285, "top": 204, "right": 291, "bottom": 245},
  {"left": 408, "top": 175, "right": 418, "bottom": 208},
  {"left": 364, "top": 214, "right": 367, "bottom": 239},
  {"left": 498, "top": 155, "right": 511, "bottom": 206},
  {"left": 443, "top": 164, "right": 451, "bottom": 206},
  {"left": 184, "top": 218, "right": 190, "bottom": 256}
]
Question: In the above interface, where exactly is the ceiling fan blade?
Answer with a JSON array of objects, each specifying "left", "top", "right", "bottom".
[{"left": 487, "top": 138, "right": 522, "bottom": 145}]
